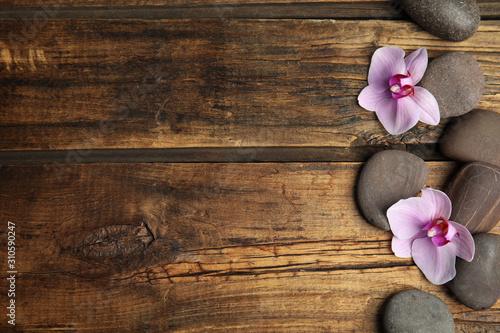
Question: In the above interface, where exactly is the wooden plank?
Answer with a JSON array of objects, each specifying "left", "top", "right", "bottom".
[
  {"left": 0, "top": 0, "right": 498, "bottom": 20},
  {"left": 0, "top": 2, "right": 408, "bottom": 20},
  {"left": 0, "top": 0, "right": 407, "bottom": 9},
  {"left": 0, "top": 2, "right": 498, "bottom": 20},
  {"left": 0, "top": 1, "right": 498, "bottom": 20},
  {"left": 1, "top": 19, "right": 500, "bottom": 153},
  {"left": 1, "top": 162, "right": 498, "bottom": 331}
]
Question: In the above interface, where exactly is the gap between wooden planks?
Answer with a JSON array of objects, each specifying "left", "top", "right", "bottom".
[
  {"left": 0, "top": 145, "right": 447, "bottom": 164},
  {"left": 0, "top": 161, "right": 498, "bottom": 332},
  {"left": 1, "top": 19, "right": 499, "bottom": 153}
]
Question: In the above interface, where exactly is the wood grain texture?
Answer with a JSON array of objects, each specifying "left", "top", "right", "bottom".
[
  {"left": 1, "top": 2, "right": 499, "bottom": 332},
  {"left": 0, "top": 0, "right": 498, "bottom": 20},
  {"left": 0, "top": 2, "right": 409, "bottom": 20},
  {"left": 1, "top": 19, "right": 500, "bottom": 153},
  {"left": 1, "top": 2, "right": 498, "bottom": 20},
  {"left": 1, "top": 162, "right": 498, "bottom": 332}
]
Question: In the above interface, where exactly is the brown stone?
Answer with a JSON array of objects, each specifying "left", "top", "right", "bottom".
[
  {"left": 401, "top": 0, "right": 480, "bottom": 42},
  {"left": 357, "top": 150, "right": 428, "bottom": 231},
  {"left": 419, "top": 51, "right": 484, "bottom": 118},
  {"left": 440, "top": 110, "right": 500, "bottom": 167},
  {"left": 448, "top": 162, "right": 500, "bottom": 234},
  {"left": 447, "top": 233, "right": 500, "bottom": 310}
]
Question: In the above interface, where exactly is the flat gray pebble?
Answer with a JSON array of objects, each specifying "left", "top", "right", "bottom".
[
  {"left": 357, "top": 150, "right": 428, "bottom": 231},
  {"left": 420, "top": 51, "right": 484, "bottom": 118},
  {"left": 401, "top": 0, "right": 480, "bottom": 42},
  {"left": 383, "top": 289, "right": 455, "bottom": 333},
  {"left": 447, "top": 233, "right": 500, "bottom": 310}
]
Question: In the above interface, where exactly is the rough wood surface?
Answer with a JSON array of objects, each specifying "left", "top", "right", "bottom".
[
  {"left": 1, "top": 1, "right": 499, "bottom": 332},
  {"left": 1, "top": 19, "right": 500, "bottom": 153},
  {"left": 0, "top": 1, "right": 410, "bottom": 20},
  {"left": 1, "top": 1, "right": 496, "bottom": 20},
  {"left": 0, "top": 162, "right": 498, "bottom": 332},
  {"left": 0, "top": 0, "right": 498, "bottom": 19}
]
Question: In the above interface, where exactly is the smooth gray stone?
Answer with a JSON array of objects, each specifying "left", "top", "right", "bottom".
[
  {"left": 357, "top": 150, "right": 428, "bottom": 231},
  {"left": 383, "top": 289, "right": 455, "bottom": 333},
  {"left": 447, "top": 233, "right": 500, "bottom": 310},
  {"left": 440, "top": 110, "right": 500, "bottom": 168},
  {"left": 448, "top": 162, "right": 500, "bottom": 234},
  {"left": 401, "top": 0, "right": 480, "bottom": 42},
  {"left": 420, "top": 52, "right": 484, "bottom": 118}
]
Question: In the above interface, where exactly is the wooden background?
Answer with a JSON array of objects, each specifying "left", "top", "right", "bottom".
[{"left": 0, "top": 0, "right": 499, "bottom": 332}]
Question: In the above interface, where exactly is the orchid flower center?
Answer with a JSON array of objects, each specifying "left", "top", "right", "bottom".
[
  {"left": 423, "top": 217, "right": 459, "bottom": 247},
  {"left": 389, "top": 73, "right": 414, "bottom": 99}
]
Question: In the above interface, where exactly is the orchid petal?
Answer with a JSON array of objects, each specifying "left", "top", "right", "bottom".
[
  {"left": 431, "top": 235, "right": 450, "bottom": 247},
  {"left": 404, "top": 48, "right": 428, "bottom": 84},
  {"left": 443, "top": 221, "right": 458, "bottom": 242},
  {"left": 412, "top": 237, "right": 458, "bottom": 285},
  {"left": 421, "top": 188, "right": 452, "bottom": 221},
  {"left": 412, "top": 87, "right": 440, "bottom": 125},
  {"left": 387, "top": 197, "right": 434, "bottom": 240},
  {"left": 391, "top": 231, "right": 426, "bottom": 258},
  {"left": 449, "top": 221, "right": 475, "bottom": 262},
  {"left": 392, "top": 236, "right": 413, "bottom": 258},
  {"left": 368, "top": 47, "right": 406, "bottom": 93},
  {"left": 375, "top": 96, "right": 419, "bottom": 135},
  {"left": 358, "top": 86, "right": 391, "bottom": 111}
]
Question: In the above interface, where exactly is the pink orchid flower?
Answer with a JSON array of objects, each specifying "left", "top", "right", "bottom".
[
  {"left": 358, "top": 47, "right": 440, "bottom": 135},
  {"left": 387, "top": 188, "right": 475, "bottom": 285}
]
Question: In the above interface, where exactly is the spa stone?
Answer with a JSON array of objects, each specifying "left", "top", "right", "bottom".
[
  {"left": 383, "top": 289, "right": 455, "bottom": 333},
  {"left": 447, "top": 233, "right": 500, "bottom": 310},
  {"left": 440, "top": 110, "right": 500, "bottom": 167},
  {"left": 419, "top": 51, "right": 484, "bottom": 118},
  {"left": 357, "top": 150, "right": 428, "bottom": 231},
  {"left": 401, "top": 0, "right": 480, "bottom": 42}
]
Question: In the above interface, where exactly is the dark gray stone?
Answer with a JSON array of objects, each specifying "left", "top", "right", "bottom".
[
  {"left": 440, "top": 110, "right": 500, "bottom": 168},
  {"left": 420, "top": 52, "right": 484, "bottom": 118},
  {"left": 447, "top": 233, "right": 500, "bottom": 310},
  {"left": 383, "top": 289, "right": 455, "bottom": 333},
  {"left": 357, "top": 150, "right": 428, "bottom": 231},
  {"left": 447, "top": 162, "right": 500, "bottom": 234},
  {"left": 401, "top": 0, "right": 480, "bottom": 42}
]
